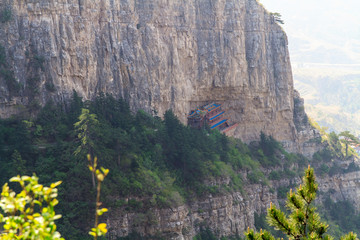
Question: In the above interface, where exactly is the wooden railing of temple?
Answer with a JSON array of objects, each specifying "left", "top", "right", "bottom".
[{"left": 187, "top": 103, "right": 238, "bottom": 135}]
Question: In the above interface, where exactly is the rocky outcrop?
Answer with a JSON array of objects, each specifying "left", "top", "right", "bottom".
[
  {"left": 0, "top": 0, "right": 316, "bottom": 154},
  {"left": 104, "top": 163, "right": 360, "bottom": 240},
  {"left": 107, "top": 183, "right": 276, "bottom": 240},
  {"left": 283, "top": 90, "right": 323, "bottom": 157},
  {"left": 318, "top": 166, "right": 360, "bottom": 210}
]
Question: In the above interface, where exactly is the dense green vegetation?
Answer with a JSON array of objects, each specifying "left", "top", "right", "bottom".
[
  {"left": 0, "top": 93, "right": 299, "bottom": 239},
  {"left": 317, "top": 198, "right": 360, "bottom": 239},
  {"left": 309, "top": 118, "right": 359, "bottom": 177},
  {"left": 0, "top": 93, "right": 359, "bottom": 239},
  {"left": 251, "top": 121, "right": 360, "bottom": 240},
  {"left": 246, "top": 167, "right": 358, "bottom": 240}
]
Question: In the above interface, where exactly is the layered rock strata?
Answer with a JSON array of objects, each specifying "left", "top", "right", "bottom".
[
  {"left": 107, "top": 183, "right": 276, "bottom": 240},
  {"left": 106, "top": 166, "right": 360, "bottom": 240}
]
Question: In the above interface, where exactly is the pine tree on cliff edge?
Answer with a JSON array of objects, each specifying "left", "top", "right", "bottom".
[{"left": 245, "top": 166, "right": 358, "bottom": 240}]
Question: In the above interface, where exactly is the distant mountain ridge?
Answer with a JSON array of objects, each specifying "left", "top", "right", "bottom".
[
  {"left": 261, "top": 0, "right": 360, "bottom": 65},
  {"left": 293, "top": 66, "right": 360, "bottom": 136}
]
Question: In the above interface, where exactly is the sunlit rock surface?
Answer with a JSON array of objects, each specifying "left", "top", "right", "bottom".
[{"left": 0, "top": 0, "right": 318, "bottom": 155}]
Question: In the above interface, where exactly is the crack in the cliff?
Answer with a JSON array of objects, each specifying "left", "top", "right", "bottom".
[
  {"left": 339, "top": 179, "right": 346, "bottom": 201},
  {"left": 81, "top": 19, "right": 247, "bottom": 31},
  {"left": 78, "top": 0, "right": 82, "bottom": 16},
  {"left": 108, "top": 22, "right": 114, "bottom": 50}
]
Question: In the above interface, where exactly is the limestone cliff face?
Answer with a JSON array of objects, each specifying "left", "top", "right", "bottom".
[
  {"left": 285, "top": 90, "right": 322, "bottom": 157},
  {"left": 318, "top": 166, "right": 360, "bottom": 210},
  {"left": 105, "top": 165, "right": 360, "bottom": 240},
  {"left": 107, "top": 181, "right": 276, "bottom": 240},
  {"left": 0, "top": 0, "right": 313, "bottom": 152}
]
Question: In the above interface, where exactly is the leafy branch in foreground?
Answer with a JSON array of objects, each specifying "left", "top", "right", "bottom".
[
  {"left": 74, "top": 108, "right": 100, "bottom": 188},
  {"left": 87, "top": 154, "right": 109, "bottom": 239},
  {"left": 245, "top": 166, "right": 358, "bottom": 240},
  {"left": 0, "top": 175, "right": 63, "bottom": 239}
]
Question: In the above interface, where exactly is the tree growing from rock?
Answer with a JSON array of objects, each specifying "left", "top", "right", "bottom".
[
  {"left": 270, "top": 12, "right": 284, "bottom": 24},
  {"left": 339, "top": 131, "right": 359, "bottom": 159}
]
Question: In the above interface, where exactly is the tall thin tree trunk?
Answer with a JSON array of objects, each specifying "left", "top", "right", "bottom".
[
  {"left": 91, "top": 172, "right": 95, "bottom": 188},
  {"left": 345, "top": 144, "right": 348, "bottom": 159}
]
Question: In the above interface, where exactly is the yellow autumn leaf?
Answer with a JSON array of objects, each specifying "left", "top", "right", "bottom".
[
  {"left": 96, "top": 173, "right": 104, "bottom": 182},
  {"left": 98, "top": 223, "right": 107, "bottom": 234},
  {"left": 50, "top": 181, "right": 62, "bottom": 188}
]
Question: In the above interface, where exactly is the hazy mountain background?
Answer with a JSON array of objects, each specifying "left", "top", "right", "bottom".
[{"left": 261, "top": 0, "right": 360, "bottom": 136}]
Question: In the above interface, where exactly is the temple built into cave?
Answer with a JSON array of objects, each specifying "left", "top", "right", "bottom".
[{"left": 187, "top": 103, "right": 238, "bottom": 135}]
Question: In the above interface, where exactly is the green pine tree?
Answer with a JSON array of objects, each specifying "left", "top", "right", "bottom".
[
  {"left": 11, "top": 150, "right": 26, "bottom": 176},
  {"left": 74, "top": 108, "right": 100, "bottom": 157},
  {"left": 270, "top": 12, "right": 284, "bottom": 24},
  {"left": 74, "top": 108, "right": 100, "bottom": 187},
  {"left": 245, "top": 166, "right": 358, "bottom": 240},
  {"left": 339, "top": 131, "right": 359, "bottom": 159}
]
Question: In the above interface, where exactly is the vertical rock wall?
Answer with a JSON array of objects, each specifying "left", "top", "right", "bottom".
[
  {"left": 105, "top": 169, "right": 360, "bottom": 240},
  {"left": 0, "top": 0, "right": 311, "bottom": 150}
]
